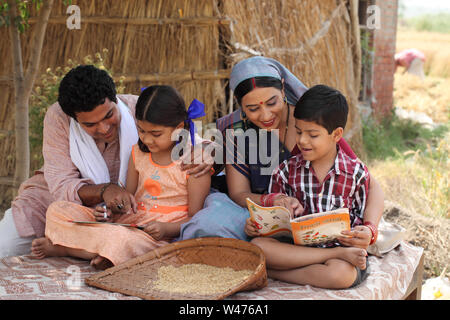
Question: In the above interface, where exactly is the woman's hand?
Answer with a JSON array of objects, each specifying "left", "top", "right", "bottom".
[
  {"left": 338, "top": 225, "right": 372, "bottom": 249},
  {"left": 102, "top": 183, "right": 137, "bottom": 215},
  {"left": 143, "top": 221, "right": 168, "bottom": 241},
  {"left": 180, "top": 142, "right": 215, "bottom": 178},
  {"left": 272, "top": 195, "right": 304, "bottom": 219},
  {"left": 244, "top": 218, "right": 261, "bottom": 237}
]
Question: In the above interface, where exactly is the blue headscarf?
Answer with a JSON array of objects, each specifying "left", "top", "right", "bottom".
[{"left": 229, "top": 56, "right": 308, "bottom": 105}]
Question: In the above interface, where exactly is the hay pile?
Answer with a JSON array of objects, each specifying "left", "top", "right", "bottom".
[
  {"left": 0, "top": 0, "right": 362, "bottom": 202},
  {"left": 221, "top": 0, "right": 363, "bottom": 148}
]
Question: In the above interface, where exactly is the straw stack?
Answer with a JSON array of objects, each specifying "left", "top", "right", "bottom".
[
  {"left": 221, "top": 0, "right": 363, "bottom": 149},
  {"left": 0, "top": 0, "right": 362, "bottom": 202}
]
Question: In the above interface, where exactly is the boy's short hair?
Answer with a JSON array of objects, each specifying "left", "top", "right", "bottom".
[{"left": 294, "top": 84, "right": 348, "bottom": 134}]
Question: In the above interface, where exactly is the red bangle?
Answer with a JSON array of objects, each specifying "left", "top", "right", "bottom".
[
  {"left": 261, "top": 193, "right": 283, "bottom": 206},
  {"left": 260, "top": 194, "right": 266, "bottom": 206},
  {"left": 364, "top": 221, "right": 378, "bottom": 245}
]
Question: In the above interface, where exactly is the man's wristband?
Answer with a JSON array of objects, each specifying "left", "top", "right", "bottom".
[
  {"left": 363, "top": 221, "right": 378, "bottom": 245},
  {"left": 99, "top": 183, "right": 114, "bottom": 201}
]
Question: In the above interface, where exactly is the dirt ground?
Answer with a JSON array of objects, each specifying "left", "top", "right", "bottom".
[{"left": 383, "top": 200, "right": 449, "bottom": 280}]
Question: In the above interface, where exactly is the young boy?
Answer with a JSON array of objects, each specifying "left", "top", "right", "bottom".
[{"left": 245, "top": 85, "right": 376, "bottom": 289}]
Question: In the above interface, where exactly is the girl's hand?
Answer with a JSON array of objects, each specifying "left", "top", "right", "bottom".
[
  {"left": 337, "top": 225, "right": 372, "bottom": 249},
  {"left": 93, "top": 205, "right": 111, "bottom": 222},
  {"left": 180, "top": 142, "right": 215, "bottom": 178},
  {"left": 245, "top": 218, "right": 261, "bottom": 237},
  {"left": 102, "top": 184, "right": 137, "bottom": 215},
  {"left": 272, "top": 195, "right": 304, "bottom": 219},
  {"left": 143, "top": 221, "right": 167, "bottom": 241}
]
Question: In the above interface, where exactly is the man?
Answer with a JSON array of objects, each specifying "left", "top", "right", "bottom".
[
  {"left": 0, "top": 64, "right": 216, "bottom": 259},
  {"left": 0, "top": 65, "right": 140, "bottom": 257}
]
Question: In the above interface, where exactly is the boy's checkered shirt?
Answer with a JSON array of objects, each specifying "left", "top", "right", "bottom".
[{"left": 268, "top": 145, "right": 370, "bottom": 229}]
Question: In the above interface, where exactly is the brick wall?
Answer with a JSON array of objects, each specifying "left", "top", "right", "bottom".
[{"left": 371, "top": 0, "right": 398, "bottom": 118}]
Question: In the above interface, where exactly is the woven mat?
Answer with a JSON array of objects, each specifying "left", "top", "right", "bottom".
[{"left": 0, "top": 241, "right": 423, "bottom": 300}]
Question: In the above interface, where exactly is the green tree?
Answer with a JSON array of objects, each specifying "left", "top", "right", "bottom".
[{"left": 0, "top": 0, "right": 54, "bottom": 191}]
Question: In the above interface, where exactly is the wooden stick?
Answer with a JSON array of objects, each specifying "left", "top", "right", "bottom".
[
  {"left": 0, "top": 176, "right": 14, "bottom": 186},
  {"left": 70, "top": 220, "right": 145, "bottom": 230},
  {"left": 114, "top": 69, "right": 231, "bottom": 83},
  {"left": 1, "top": 70, "right": 231, "bottom": 84},
  {"left": 28, "top": 16, "right": 231, "bottom": 26}
]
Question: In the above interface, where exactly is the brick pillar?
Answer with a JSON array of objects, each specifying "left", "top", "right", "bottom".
[{"left": 371, "top": 0, "right": 398, "bottom": 119}]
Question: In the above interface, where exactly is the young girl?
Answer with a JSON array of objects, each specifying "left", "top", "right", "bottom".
[
  {"left": 31, "top": 85, "right": 210, "bottom": 269},
  {"left": 124, "top": 85, "right": 211, "bottom": 243}
]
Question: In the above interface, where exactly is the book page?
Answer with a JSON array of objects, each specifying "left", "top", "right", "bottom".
[
  {"left": 246, "top": 198, "right": 292, "bottom": 238},
  {"left": 291, "top": 208, "right": 351, "bottom": 246}
]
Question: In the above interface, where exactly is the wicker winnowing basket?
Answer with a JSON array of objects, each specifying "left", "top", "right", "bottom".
[{"left": 85, "top": 237, "right": 267, "bottom": 300}]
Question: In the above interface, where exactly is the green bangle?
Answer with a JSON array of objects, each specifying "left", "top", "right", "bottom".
[{"left": 99, "top": 183, "right": 114, "bottom": 201}]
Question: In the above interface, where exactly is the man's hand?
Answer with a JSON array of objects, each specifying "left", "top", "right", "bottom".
[{"left": 102, "top": 184, "right": 137, "bottom": 215}]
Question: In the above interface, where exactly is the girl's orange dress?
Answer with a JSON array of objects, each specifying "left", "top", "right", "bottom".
[{"left": 45, "top": 144, "right": 189, "bottom": 265}]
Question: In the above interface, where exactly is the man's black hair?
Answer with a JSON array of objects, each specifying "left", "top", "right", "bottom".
[
  {"left": 293, "top": 84, "right": 348, "bottom": 133},
  {"left": 58, "top": 65, "right": 117, "bottom": 119}
]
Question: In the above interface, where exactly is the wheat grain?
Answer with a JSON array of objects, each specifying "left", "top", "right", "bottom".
[{"left": 152, "top": 263, "right": 252, "bottom": 295}]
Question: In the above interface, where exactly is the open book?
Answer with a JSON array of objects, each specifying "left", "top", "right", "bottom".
[{"left": 246, "top": 198, "right": 351, "bottom": 246}]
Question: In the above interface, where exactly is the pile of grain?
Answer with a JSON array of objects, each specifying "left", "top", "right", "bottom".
[{"left": 152, "top": 263, "right": 252, "bottom": 295}]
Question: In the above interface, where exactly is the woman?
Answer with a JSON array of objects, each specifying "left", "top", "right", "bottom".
[{"left": 179, "top": 56, "right": 383, "bottom": 248}]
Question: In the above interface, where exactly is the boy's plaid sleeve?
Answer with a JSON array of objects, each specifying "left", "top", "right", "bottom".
[
  {"left": 268, "top": 161, "right": 290, "bottom": 194},
  {"left": 351, "top": 163, "right": 371, "bottom": 226}
]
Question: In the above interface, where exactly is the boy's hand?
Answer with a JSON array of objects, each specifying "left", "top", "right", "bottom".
[
  {"left": 245, "top": 218, "right": 261, "bottom": 237},
  {"left": 338, "top": 225, "right": 372, "bottom": 249},
  {"left": 272, "top": 195, "right": 304, "bottom": 219},
  {"left": 143, "top": 221, "right": 167, "bottom": 241}
]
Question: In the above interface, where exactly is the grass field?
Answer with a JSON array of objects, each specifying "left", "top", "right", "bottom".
[
  {"left": 396, "top": 27, "right": 450, "bottom": 79},
  {"left": 365, "top": 27, "right": 449, "bottom": 219},
  {"left": 364, "top": 26, "right": 449, "bottom": 279}
]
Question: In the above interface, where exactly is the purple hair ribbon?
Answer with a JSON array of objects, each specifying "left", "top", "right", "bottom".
[{"left": 186, "top": 99, "right": 205, "bottom": 146}]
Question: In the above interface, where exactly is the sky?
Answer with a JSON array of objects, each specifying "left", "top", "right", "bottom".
[{"left": 400, "top": 0, "right": 450, "bottom": 17}]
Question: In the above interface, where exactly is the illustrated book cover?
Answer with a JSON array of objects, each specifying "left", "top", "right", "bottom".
[{"left": 246, "top": 198, "right": 351, "bottom": 246}]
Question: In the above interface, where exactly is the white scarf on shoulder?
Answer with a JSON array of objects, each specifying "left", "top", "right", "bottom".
[{"left": 69, "top": 98, "right": 138, "bottom": 186}]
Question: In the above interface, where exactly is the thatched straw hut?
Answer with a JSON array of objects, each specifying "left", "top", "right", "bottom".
[{"left": 0, "top": 0, "right": 362, "bottom": 205}]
